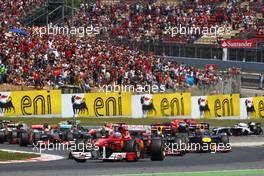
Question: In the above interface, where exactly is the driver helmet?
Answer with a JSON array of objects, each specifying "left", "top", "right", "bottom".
[
  {"left": 44, "top": 128, "right": 49, "bottom": 133},
  {"left": 114, "top": 132, "right": 122, "bottom": 137}
]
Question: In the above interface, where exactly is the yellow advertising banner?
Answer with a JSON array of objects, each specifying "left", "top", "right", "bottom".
[
  {"left": 73, "top": 92, "right": 131, "bottom": 117},
  {"left": 1, "top": 90, "right": 61, "bottom": 116},
  {"left": 245, "top": 96, "right": 264, "bottom": 119},
  {"left": 205, "top": 94, "right": 240, "bottom": 118},
  {"left": 142, "top": 93, "right": 191, "bottom": 117}
]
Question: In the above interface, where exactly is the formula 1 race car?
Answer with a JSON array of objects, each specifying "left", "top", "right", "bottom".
[
  {"left": 189, "top": 130, "right": 231, "bottom": 153},
  {"left": 231, "top": 122, "right": 263, "bottom": 136},
  {"left": 151, "top": 120, "right": 189, "bottom": 156},
  {"left": 57, "top": 120, "right": 90, "bottom": 142},
  {"left": 0, "top": 120, "right": 14, "bottom": 143},
  {"left": 70, "top": 123, "right": 165, "bottom": 162},
  {"left": 1, "top": 122, "right": 30, "bottom": 145},
  {"left": 18, "top": 124, "right": 61, "bottom": 146}
]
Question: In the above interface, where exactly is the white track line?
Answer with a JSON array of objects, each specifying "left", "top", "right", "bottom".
[
  {"left": 231, "top": 142, "right": 264, "bottom": 147},
  {"left": 0, "top": 149, "right": 64, "bottom": 164}
]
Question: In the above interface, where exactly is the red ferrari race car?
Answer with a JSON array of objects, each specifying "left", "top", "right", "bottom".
[{"left": 70, "top": 123, "right": 165, "bottom": 162}]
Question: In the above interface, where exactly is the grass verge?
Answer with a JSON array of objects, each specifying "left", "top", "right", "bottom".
[
  {"left": 1, "top": 117, "right": 264, "bottom": 127},
  {"left": 0, "top": 150, "right": 40, "bottom": 161}
]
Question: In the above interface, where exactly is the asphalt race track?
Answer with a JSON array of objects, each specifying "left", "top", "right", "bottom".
[{"left": 0, "top": 143, "right": 264, "bottom": 176}]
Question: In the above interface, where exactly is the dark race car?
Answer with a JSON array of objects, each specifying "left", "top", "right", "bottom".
[
  {"left": 57, "top": 120, "right": 90, "bottom": 143},
  {"left": 0, "top": 120, "right": 14, "bottom": 143},
  {"left": 188, "top": 130, "right": 231, "bottom": 153},
  {"left": 19, "top": 124, "right": 61, "bottom": 147},
  {"left": 1, "top": 122, "right": 30, "bottom": 145},
  {"left": 151, "top": 120, "right": 189, "bottom": 156}
]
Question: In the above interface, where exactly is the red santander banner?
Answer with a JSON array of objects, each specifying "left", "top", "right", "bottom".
[{"left": 221, "top": 39, "right": 257, "bottom": 48}]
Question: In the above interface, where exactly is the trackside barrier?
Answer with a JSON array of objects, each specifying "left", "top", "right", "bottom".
[
  {"left": 0, "top": 90, "right": 263, "bottom": 119},
  {"left": 0, "top": 90, "right": 61, "bottom": 117}
]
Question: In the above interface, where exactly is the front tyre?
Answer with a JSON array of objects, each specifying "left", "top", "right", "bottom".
[{"left": 123, "top": 140, "right": 139, "bottom": 162}]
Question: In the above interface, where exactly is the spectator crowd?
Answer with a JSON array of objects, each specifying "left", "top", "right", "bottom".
[
  {"left": 0, "top": 0, "right": 253, "bottom": 93},
  {"left": 68, "top": 0, "right": 264, "bottom": 43}
]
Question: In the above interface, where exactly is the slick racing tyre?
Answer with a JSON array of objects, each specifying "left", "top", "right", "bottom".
[
  {"left": 220, "top": 135, "right": 229, "bottom": 145},
  {"left": 32, "top": 133, "right": 41, "bottom": 145},
  {"left": 19, "top": 132, "right": 29, "bottom": 147},
  {"left": 150, "top": 138, "right": 165, "bottom": 161},
  {"left": 8, "top": 131, "right": 18, "bottom": 144},
  {"left": 0, "top": 131, "right": 5, "bottom": 144},
  {"left": 66, "top": 132, "right": 74, "bottom": 141},
  {"left": 174, "top": 136, "right": 187, "bottom": 156},
  {"left": 124, "top": 139, "right": 140, "bottom": 162}
]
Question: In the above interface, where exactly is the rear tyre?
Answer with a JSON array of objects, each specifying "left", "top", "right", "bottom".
[
  {"left": 32, "top": 133, "right": 41, "bottom": 145},
  {"left": 174, "top": 136, "right": 187, "bottom": 156},
  {"left": 150, "top": 138, "right": 165, "bottom": 161},
  {"left": 220, "top": 135, "right": 229, "bottom": 145},
  {"left": 66, "top": 132, "right": 74, "bottom": 141},
  {"left": 0, "top": 131, "right": 5, "bottom": 144},
  {"left": 68, "top": 152, "right": 73, "bottom": 159},
  {"left": 19, "top": 132, "right": 29, "bottom": 147},
  {"left": 8, "top": 131, "right": 17, "bottom": 144},
  {"left": 255, "top": 128, "right": 263, "bottom": 135}
]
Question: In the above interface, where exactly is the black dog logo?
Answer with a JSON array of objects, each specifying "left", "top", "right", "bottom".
[
  {"left": 140, "top": 95, "right": 156, "bottom": 117},
  {"left": 71, "top": 95, "right": 88, "bottom": 116},
  {"left": 198, "top": 97, "right": 210, "bottom": 117},
  {"left": 0, "top": 94, "right": 15, "bottom": 113},
  {"left": 245, "top": 98, "right": 255, "bottom": 117}
]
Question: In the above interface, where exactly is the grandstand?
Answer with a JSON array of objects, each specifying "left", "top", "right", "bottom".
[{"left": 0, "top": 0, "right": 263, "bottom": 94}]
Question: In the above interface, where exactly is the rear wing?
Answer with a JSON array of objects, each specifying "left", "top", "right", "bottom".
[
  {"left": 127, "top": 125, "right": 151, "bottom": 133},
  {"left": 31, "top": 125, "right": 44, "bottom": 130},
  {"left": 7, "top": 123, "right": 19, "bottom": 128},
  {"left": 151, "top": 124, "right": 173, "bottom": 133},
  {"left": 59, "top": 124, "right": 72, "bottom": 129},
  {"left": 0, "top": 120, "right": 13, "bottom": 124},
  {"left": 189, "top": 123, "right": 209, "bottom": 131},
  {"left": 59, "top": 120, "right": 81, "bottom": 126}
]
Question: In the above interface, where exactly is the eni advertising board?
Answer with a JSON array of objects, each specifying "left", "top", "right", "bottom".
[
  {"left": 61, "top": 92, "right": 131, "bottom": 117},
  {"left": 131, "top": 93, "right": 191, "bottom": 118},
  {"left": 0, "top": 90, "right": 61, "bottom": 117},
  {"left": 192, "top": 94, "right": 240, "bottom": 119}
]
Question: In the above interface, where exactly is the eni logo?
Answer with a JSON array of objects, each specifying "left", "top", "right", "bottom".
[
  {"left": 214, "top": 95, "right": 234, "bottom": 117},
  {"left": 160, "top": 96, "right": 185, "bottom": 116},
  {"left": 21, "top": 91, "right": 52, "bottom": 115},
  {"left": 94, "top": 96, "right": 122, "bottom": 116}
]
